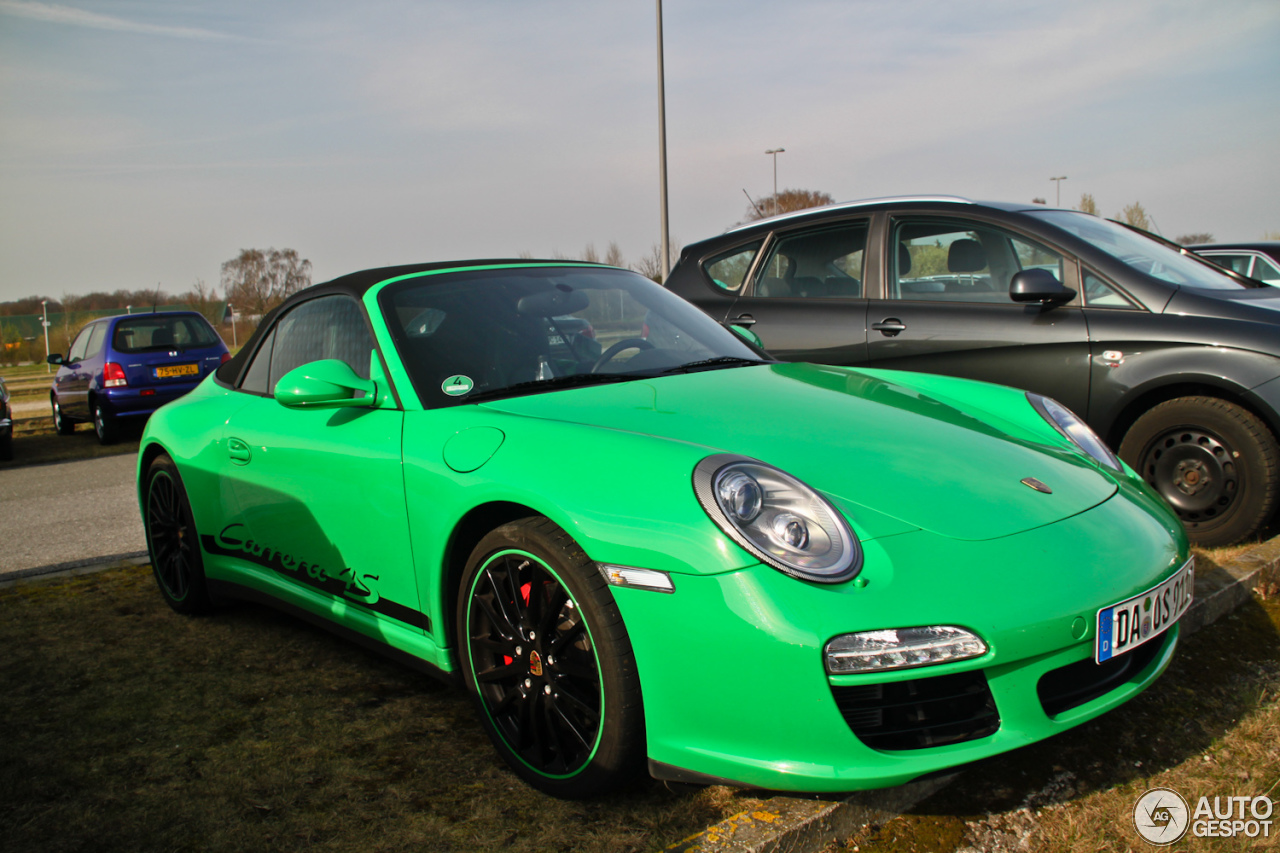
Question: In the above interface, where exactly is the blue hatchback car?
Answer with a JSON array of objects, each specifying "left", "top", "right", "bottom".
[{"left": 48, "top": 311, "right": 229, "bottom": 444}]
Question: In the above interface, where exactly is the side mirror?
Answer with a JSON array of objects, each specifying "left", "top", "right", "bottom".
[
  {"left": 275, "top": 359, "right": 376, "bottom": 409},
  {"left": 1009, "top": 269, "right": 1076, "bottom": 304},
  {"left": 47, "top": 354, "right": 65, "bottom": 366},
  {"left": 727, "top": 322, "right": 764, "bottom": 349}
]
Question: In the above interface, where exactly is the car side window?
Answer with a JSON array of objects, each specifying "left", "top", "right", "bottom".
[
  {"left": 752, "top": 222, "right": 868, "bottom": 298},
  {"left": 1251, "top": 255, "right": 1280, "bottom": 285},
  {"left": 263, "top": 295, "right": 374, "bottom": 396},
  {"left": 890, "top": 219, "right": 1063, "bottom": 303},
  {"left": 1202, "top": 253, "right": 1252, "bottom": 276},
  {"left": 66, "top": 326, "right": 93, "bottom": 362},
  {"left": 238, "top": 326, "right": 276, "bottom": 395},
  {"left": 1082, "top": 272, "right": 1137, "bottom": 309},
  {"left": 703, "top": 242, "right": 762, "bottom": 292},
  {"left": 85, "top": 323, "right": 107, "bottom": 359}
]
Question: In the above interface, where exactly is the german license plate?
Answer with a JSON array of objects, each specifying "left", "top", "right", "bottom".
[
  {"left": 1095, "top": 558, "right": 1193, "bottom": 663},
  {"left": 155, "top": 363, "right": 198, "bottom": 378},
  {"left": 548, "top": 335, "right": 566, "bottom": 345}
]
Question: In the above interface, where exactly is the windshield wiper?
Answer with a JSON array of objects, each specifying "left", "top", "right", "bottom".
[
  {"left": 659, "top": 356, "right": 770, "bottom": 375},
  {"left": 466, "top": 371, "right": 641, "bottom": 403}
]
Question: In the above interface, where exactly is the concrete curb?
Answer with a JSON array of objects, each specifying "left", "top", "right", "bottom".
[
  {"left": 0, "top": 551, "right": 149, "bottom": 587},
  {"left": 660, "top": 536, "right": 1280, "bottom": 853}
]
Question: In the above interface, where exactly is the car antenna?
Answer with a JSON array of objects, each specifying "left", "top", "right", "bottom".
[{"left": 742, "top": 189, "right": 764, "bottom": 220}]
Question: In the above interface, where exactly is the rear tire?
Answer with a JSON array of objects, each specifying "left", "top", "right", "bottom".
[
  {"left": 144, "top": 454, "right": 213, "bottom": 614},
  {"left": 457, "top": 517, "right": 645, "bottom": 798},
  {"left": 0, "top": 434, "right": 12, "bottom": 461},
  {"left": 1119, "top": 396, "right": 1279, "bottom": 547},
  {"left": 52, "top": 396, "right": 75, "bottom": 435},
  {"left": 93, "top": 400, "right": 118, "bottom": 445}
]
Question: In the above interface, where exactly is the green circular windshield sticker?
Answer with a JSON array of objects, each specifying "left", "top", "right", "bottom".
[{"left": 442, "top": 375, "right": 474, "bottom": 397}]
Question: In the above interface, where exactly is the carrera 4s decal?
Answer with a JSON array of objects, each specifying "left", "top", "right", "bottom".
[{"left": 202, "top": 524, "right": 429, "bottom": 630}]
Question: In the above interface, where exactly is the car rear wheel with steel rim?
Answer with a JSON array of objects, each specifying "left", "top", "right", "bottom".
[
  {"left": 52, "top": 395, "right": 75, "bottom": 435},
  {"left": 93, "top": 400, "right": 118, "bottom": 445},
  {"left": 1120, "top": 396, "right": 1279, "bottom": 547},
  {"left": 144, "top": 454, "right": 213, "bottom": 614},
  {"left": 458, "top": 517, "right": 644, "bottom": 798}
]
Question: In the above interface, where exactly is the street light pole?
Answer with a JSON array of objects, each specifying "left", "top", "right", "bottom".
[
  {"left": 765, "top": 148, "right": 785, "bottom": 216},
  {"left": 41, "top": 300, "right": 50, "bottom": 373},
  {"left": 1050, "top": 176, "right": 1067, "bottom": 207},
  {"left": 655, "top": 0, "right": 671, "bottom": 282}
]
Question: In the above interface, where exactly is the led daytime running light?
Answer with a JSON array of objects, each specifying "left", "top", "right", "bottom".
[{"left": 825, "top": 625, "right": 987, "bottom": 674}]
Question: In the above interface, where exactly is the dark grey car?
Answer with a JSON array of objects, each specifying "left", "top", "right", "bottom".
[{"left": 665, "top": 196, "right": 1280, "bottom": 546}]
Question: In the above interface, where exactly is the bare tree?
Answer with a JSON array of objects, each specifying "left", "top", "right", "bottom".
[
  {"left": 1175, "top": 233, "right": 1214, "bottom": 246},
  {"left": 1032, "top": 197, "right": 1047, "bottom": 205},
  {"left": 1116, "top": 202, "right": 1151, "bottom": 231},
  {"left": 1077, "top": 193, "right": 1098, "bottom": 215},
  {"left": 742, "top": 189, "right": 834, "bottom": 223},
  {"left": 580, "top": 243, "right": 600, "bottom": 264},
  {"left": 633, "top": 240, "right": 682, "bottom": 283},
  {"left": 604, "top": 241, "right": 625, "bottom": 268},
  {"left": 220, "top": 248, "right": 312, "bottom": 317}
]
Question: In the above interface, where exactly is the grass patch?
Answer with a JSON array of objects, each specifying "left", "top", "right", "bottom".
[
  {"left": 827, "top": 589, "right": 1280, "bottom": 852},
  {"left": 0, "top": 566, "right": 758, "bottom": 853}
]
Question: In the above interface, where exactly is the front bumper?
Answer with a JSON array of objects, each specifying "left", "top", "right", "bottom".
[{"left": 615, "top": 485, "right": 1187, "bottom": 792}]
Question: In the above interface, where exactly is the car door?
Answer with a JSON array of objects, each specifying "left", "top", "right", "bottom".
[
  {"left": 723, "top": 220, "right": 872, "bottom": 364},
  {"left": 864, "top": 216, "right": 1093, "bottom": 417},
  {"left": 55, "top": 322, "right": 105, "bottom": 419},
  {"left": 215, "top": 294, "right": 425, "bottom": 637}
]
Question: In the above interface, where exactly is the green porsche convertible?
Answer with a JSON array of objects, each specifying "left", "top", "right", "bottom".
[{"left": 138, "top": 261, "right": 1191, "bottom": 798}]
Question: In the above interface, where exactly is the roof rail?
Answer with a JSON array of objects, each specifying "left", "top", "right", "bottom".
[{"left": 727, "top": 195, "right": 974, "bottom": 233}]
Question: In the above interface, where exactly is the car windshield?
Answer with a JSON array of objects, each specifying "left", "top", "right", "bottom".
[
  {"left": 112, "top": 315, "right": 220, "bottom": 353},
  {"left": 1027, "top": 210, "right": 1246, "bottom": 290},
  {"left": 381, "top": 266, "right": 767, "bottom": 407}
]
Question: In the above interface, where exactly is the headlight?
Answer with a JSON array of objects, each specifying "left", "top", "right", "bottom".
[
  {"left": 1028, "top": 392, "right": 1122, "bottom": 471},
  {"left": 693, "top": 454, "right": 861, "bottom": 583}
]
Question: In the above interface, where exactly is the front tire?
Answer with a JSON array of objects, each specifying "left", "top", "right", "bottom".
[
  {"left": 144, "top": 454, "right": 213, "bottom": 614},
  {"left": 457, "top": 517, "right": 644, "bottom": 798},
  {"left": 1120, "top": 397, "right": 1279, "bottom": 547}
]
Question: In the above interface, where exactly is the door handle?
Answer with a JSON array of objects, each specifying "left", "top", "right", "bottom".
[
  {"left": 227, "top": 437, "right": 251, "bottom": 465},
  {"left": 872, "top": 318, "right": 907, "bottom": 337},
  {"left": 729, "top": 314, "right": 757, "bottom": 327}
]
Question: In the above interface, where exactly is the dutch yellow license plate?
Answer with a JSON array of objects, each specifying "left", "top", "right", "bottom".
[{"left": 155, "top": 363, "right": 198, "bottom": 378}]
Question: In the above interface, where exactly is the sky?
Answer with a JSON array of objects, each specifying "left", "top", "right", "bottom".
[{"left": 1, "top": 0, "right": 1277, "bottom": 304}]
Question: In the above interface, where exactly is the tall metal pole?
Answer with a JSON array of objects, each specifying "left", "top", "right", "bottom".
[
  {"left": 1050, "top": 176, "right": 1067, "bottom": 207},
  {"left": 765, "top": 148, "right": 785, "bottom": 216},
  {"left": 42, "top": 300, "right": 50, "bottom": 372},
  {"left": 655, "top": 0, "right": 671, "bottom": 282}
]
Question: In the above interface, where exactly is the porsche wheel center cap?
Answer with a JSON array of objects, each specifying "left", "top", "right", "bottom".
[{"left": 528, "top": 649, "right": 543, "bottom": 677}]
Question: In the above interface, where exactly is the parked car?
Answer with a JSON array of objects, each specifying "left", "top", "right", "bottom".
[
  {"left": 48, "top": 311, "right": 230, "bottom": 444},
  {"left": 0, "top": 376, "right": 12, "bottom": 461},
  {"left": 1188, "top": 241, "right": 1280, "bottom": 287},
  {"left": 665, "top": 197, "right": 1280, "bottom": 547},
  {"left": 139, "top": 260, "right": 1190, "bottom": 798}
]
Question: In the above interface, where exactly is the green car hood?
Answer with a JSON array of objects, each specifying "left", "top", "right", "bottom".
[{"left": 480, "top": 363, "right": 1117, "bottom": 542}]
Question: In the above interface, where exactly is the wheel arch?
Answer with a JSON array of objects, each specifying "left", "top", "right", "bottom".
[
  {"left": 1104, "top": 378, "right": 1280, "bottom": 450},
  {"left": 439, "top": 500, "right": 544, "bottom": 656}
]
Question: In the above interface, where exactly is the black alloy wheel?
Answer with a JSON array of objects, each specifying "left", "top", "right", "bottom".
[
  {"left": 1120, "top": 397, "right": 1279, "bottom": 547},
  {"left": 458, "top": 517, "right": 644, "bottom": 798},
  {"left": 145, "top": 454, "right": 213, "bottom": 614},
  {"left": 93, "top": 400, "right": 118, "bottom": 445},
  {"left": 52, "top": 396, "right": 75, "bottom": 435}
]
